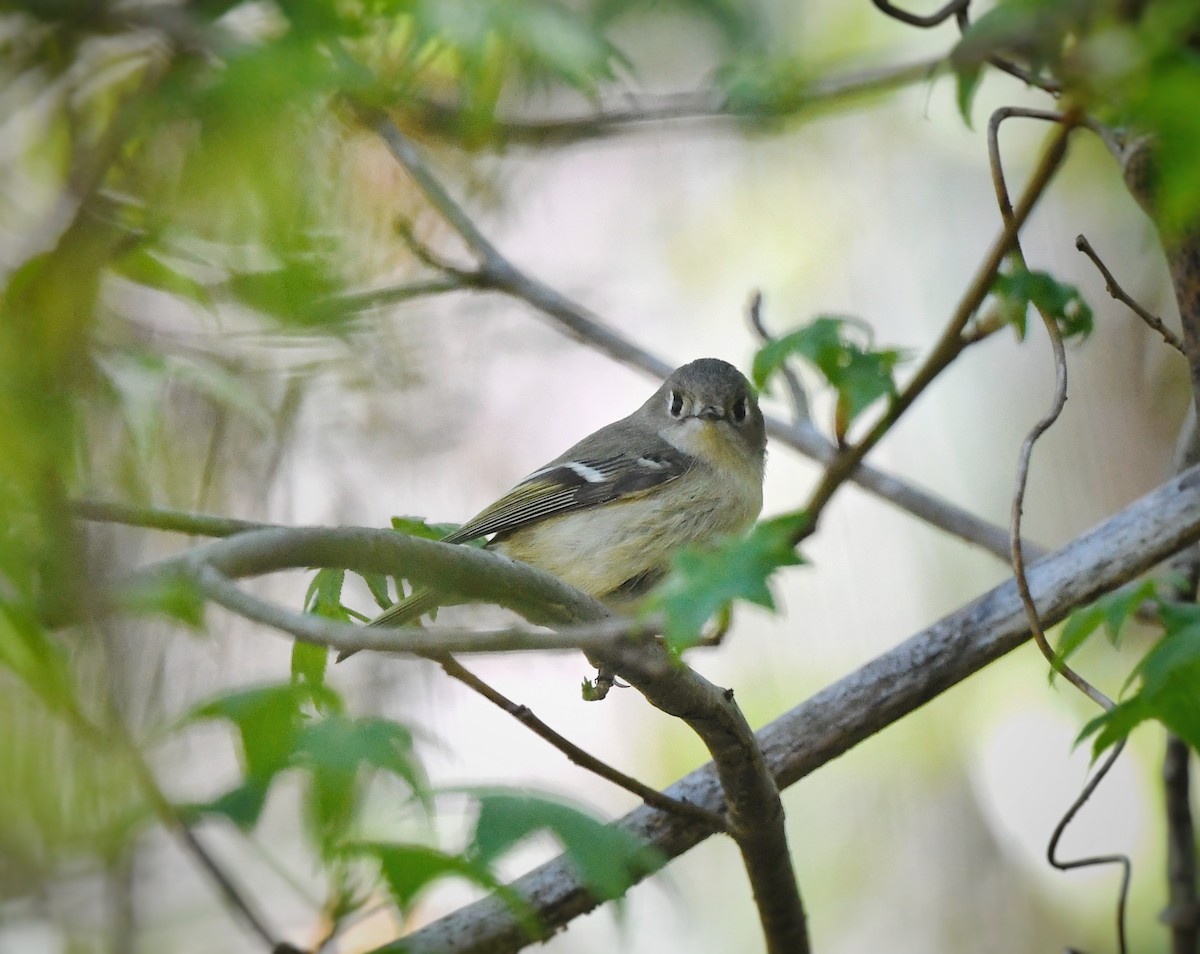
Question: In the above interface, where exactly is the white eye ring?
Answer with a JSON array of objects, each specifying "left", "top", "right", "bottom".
[{"left": 667, "top": 390, "right": 684, "bottom": 417}]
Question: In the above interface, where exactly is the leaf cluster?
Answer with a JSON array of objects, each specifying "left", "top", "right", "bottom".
[
  {"left": 187, "top": 676, "right": 659, "bottom": 931},
  {"left": 753, "top": 316, "right": 908, "bottom": 443},
  {"left": 991, "top": 266, "right": 1094, "bottom": 342},
  {"left": 1056, "top": 577, "right": 1200, "bottom": 757}
]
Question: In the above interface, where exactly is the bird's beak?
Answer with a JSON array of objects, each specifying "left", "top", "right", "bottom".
[{"left": 695, "top": 405, "right": 724, "bottom": 422}]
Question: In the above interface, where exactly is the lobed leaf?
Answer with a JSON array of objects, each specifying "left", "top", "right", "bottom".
[{"left": 648, "top": 512, "right": 808, "bottom": 651}]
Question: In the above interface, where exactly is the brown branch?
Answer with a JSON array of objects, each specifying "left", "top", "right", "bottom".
[
  {"left": 435, "top": 656, "right": 727, "bottom": 832},
  {"left": 385, "top": 464, "right": 1200, "bottom": 954},
  {"left": 871, "top": 0, "right": 968, "bottom": 28},
  {"left": 1075, "top": 233, "right": 1186, "bottom": 355},
  {"left": 798, "top": 116, "right": 1076, "bottom": 531}
]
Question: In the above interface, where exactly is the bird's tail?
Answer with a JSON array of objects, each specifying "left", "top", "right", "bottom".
[{"left": 336, "top": 588, "right": 439, "bottom": 662}]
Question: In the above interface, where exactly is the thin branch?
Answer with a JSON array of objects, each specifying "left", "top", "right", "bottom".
[
  {"left": 402, "top": 58, "right": 944, "bottom": 147},
  {"left": 747, "top": 291, "right": 810, "bottom": 423},
  {"left": 364, "top": 114, "right": 1035, "bottom": 563},
  {"left": 385, "top": 463, "right": 1200, "bottom": 954},
  {"left": 991, "top": 104, "right": 1129, "bottom": 953},
  {"left": 436, "top": 656, "right": 727, "bottom": 831},
  {"left": 75, "top": 499, "right": 270, "bottom": 537},
  {"left": 1075, "top": 233, "right": 1186, "bottom": 355},
  {"left": 126, "top": 748, "right": 299, "bottom": 954},
  {"left": 331, "top": 278, "right": 470, "bottom": 314},
  {"left": 799, "top": 117, "right": 1076, "bottom": 530},
  {"left": 871, "top": 0, "right": 969, "bottom": 28},
  {"left": 194, "top": 563, "right": 664, "bottom": 659},
  {"left": 871, "top": 0, "right": 1060, "bottom": 93}
]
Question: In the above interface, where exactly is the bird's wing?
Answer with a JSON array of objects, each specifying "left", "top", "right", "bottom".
[{"left": 443, "top": 441, "right": 692, "bottom": 544}]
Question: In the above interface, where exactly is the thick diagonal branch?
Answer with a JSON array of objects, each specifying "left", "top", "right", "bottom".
[{"left": 387, "top": 463, "right": 1200, "bottom": 954}]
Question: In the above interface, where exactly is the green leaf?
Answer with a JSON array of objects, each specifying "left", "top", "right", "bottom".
[
  {"left": 469, "top": 791, "right": 662, "bottom": 902},
  {"left": 115, "top": 570, "right": 207, "bottom": 629},
  {"left": 357, "top": 840, "right": 537, "bottom": 932},
  {"left": 291, "top": 640, "right": 328, "bottom": 691},
  {"left": 1054, "top": 578, "right": 1159, "bottom": 676},
  {"left": 1078, "top": 609, "right": 1200, "bottom": 756},
  {"left": 189, "top": 681, "right": 340, "bottom": 779},
  {"left": 954, "top": 62, "right": 983, "bottom": 128},
  {"left": 991, "top": 268, "right": 1094, "bottom": 342},
  {"left": 225, "top": 254, "right": 345, "bottom": 326},
  {"left": 752, "top": 317, "right": 906, "bottom": 438},
  {"left": 306, "top": 568, "right": 351, "bottom": 621},
  {"left": 1054, "top": 602, "right": 1105, "bottom": 666},
  {"left": 0, "top": 601, "right": 73, "bottom": 715},
  {"left": 293, "top": 715, "right": 430, "bottom": 847},
  {"left": 362, "top": 572, "right": 394, "bottom": 610},
  {"left": 194, "top": 779, "right": 273, "bottom": 830},
  {"left": 648, "top": 512, "right": 808, "bottom": 651},
  {"left": 111, "top": 245, "right": 214, "bottom": 308},
  {"left": 390, "top": 514, "right": 477, "bottom": 543},
  {"left": 363, "top": 842, "right": 507, "bottom": 915}
]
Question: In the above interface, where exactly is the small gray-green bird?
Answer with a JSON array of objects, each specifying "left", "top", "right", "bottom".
[{"left": 341, "top": 358, "right": 766, "bottom": 659}]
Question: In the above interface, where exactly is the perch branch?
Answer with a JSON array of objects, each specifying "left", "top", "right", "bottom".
[{"left": 386, "top": 463, "right": 1200, "bottom": 954}]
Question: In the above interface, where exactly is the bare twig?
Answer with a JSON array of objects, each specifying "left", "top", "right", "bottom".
[
  {"left": 402, "top": 58, "right": 943, "bottom": 147},
  {"left": 332, "top": 278, "right": 470, "bottom": 313},
  {"left": 1076, "top": 234, "right": 1186, "bottom": 355},
  {"left": 987, "top": 107, "right": 1114, "bottom": 709},
  {"left": 386, "top": 464, "right": 1200, "bottom": 954},
  {"left": 871, "top": 0, "right": 1060, "bottom": 93},
  {"left": 436, "top": 656, "right": 727, "bottom": 831},
  {"left": 871, "top": 0, "right": 969, "bottom": 28},
  {"left": 75, "top": 499, "right": 270, "bottom": 537},
  {"left": 747, "top": 291, "right": 810, "bottom": 423}
]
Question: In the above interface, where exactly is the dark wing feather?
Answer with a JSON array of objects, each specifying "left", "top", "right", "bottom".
[{"left": 443, "top": 441, "right": 690, "bottom": 544}]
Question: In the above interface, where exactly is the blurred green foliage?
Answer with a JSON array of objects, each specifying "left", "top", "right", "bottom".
[
  {"left": 4, "top": 0, "right": 1200, "bottom": 948},
  {"left": 752, "top": 315, "right": 907, "bottom": 441},
  {"left": 991, "top": 266, "right": 1094, "bottom": 342}
]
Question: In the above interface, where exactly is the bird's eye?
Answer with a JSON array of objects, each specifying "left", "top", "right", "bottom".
[
  {"left": 732, "top": 396, "right": 748, "bottom": 424},
  {"left": 668, "top": 390, "right": 684, "bottom": 417}
]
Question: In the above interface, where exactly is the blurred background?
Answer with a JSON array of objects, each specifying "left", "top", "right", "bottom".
[{"left": 0, "top": 1, "right": 1192, "bottom": 952}]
